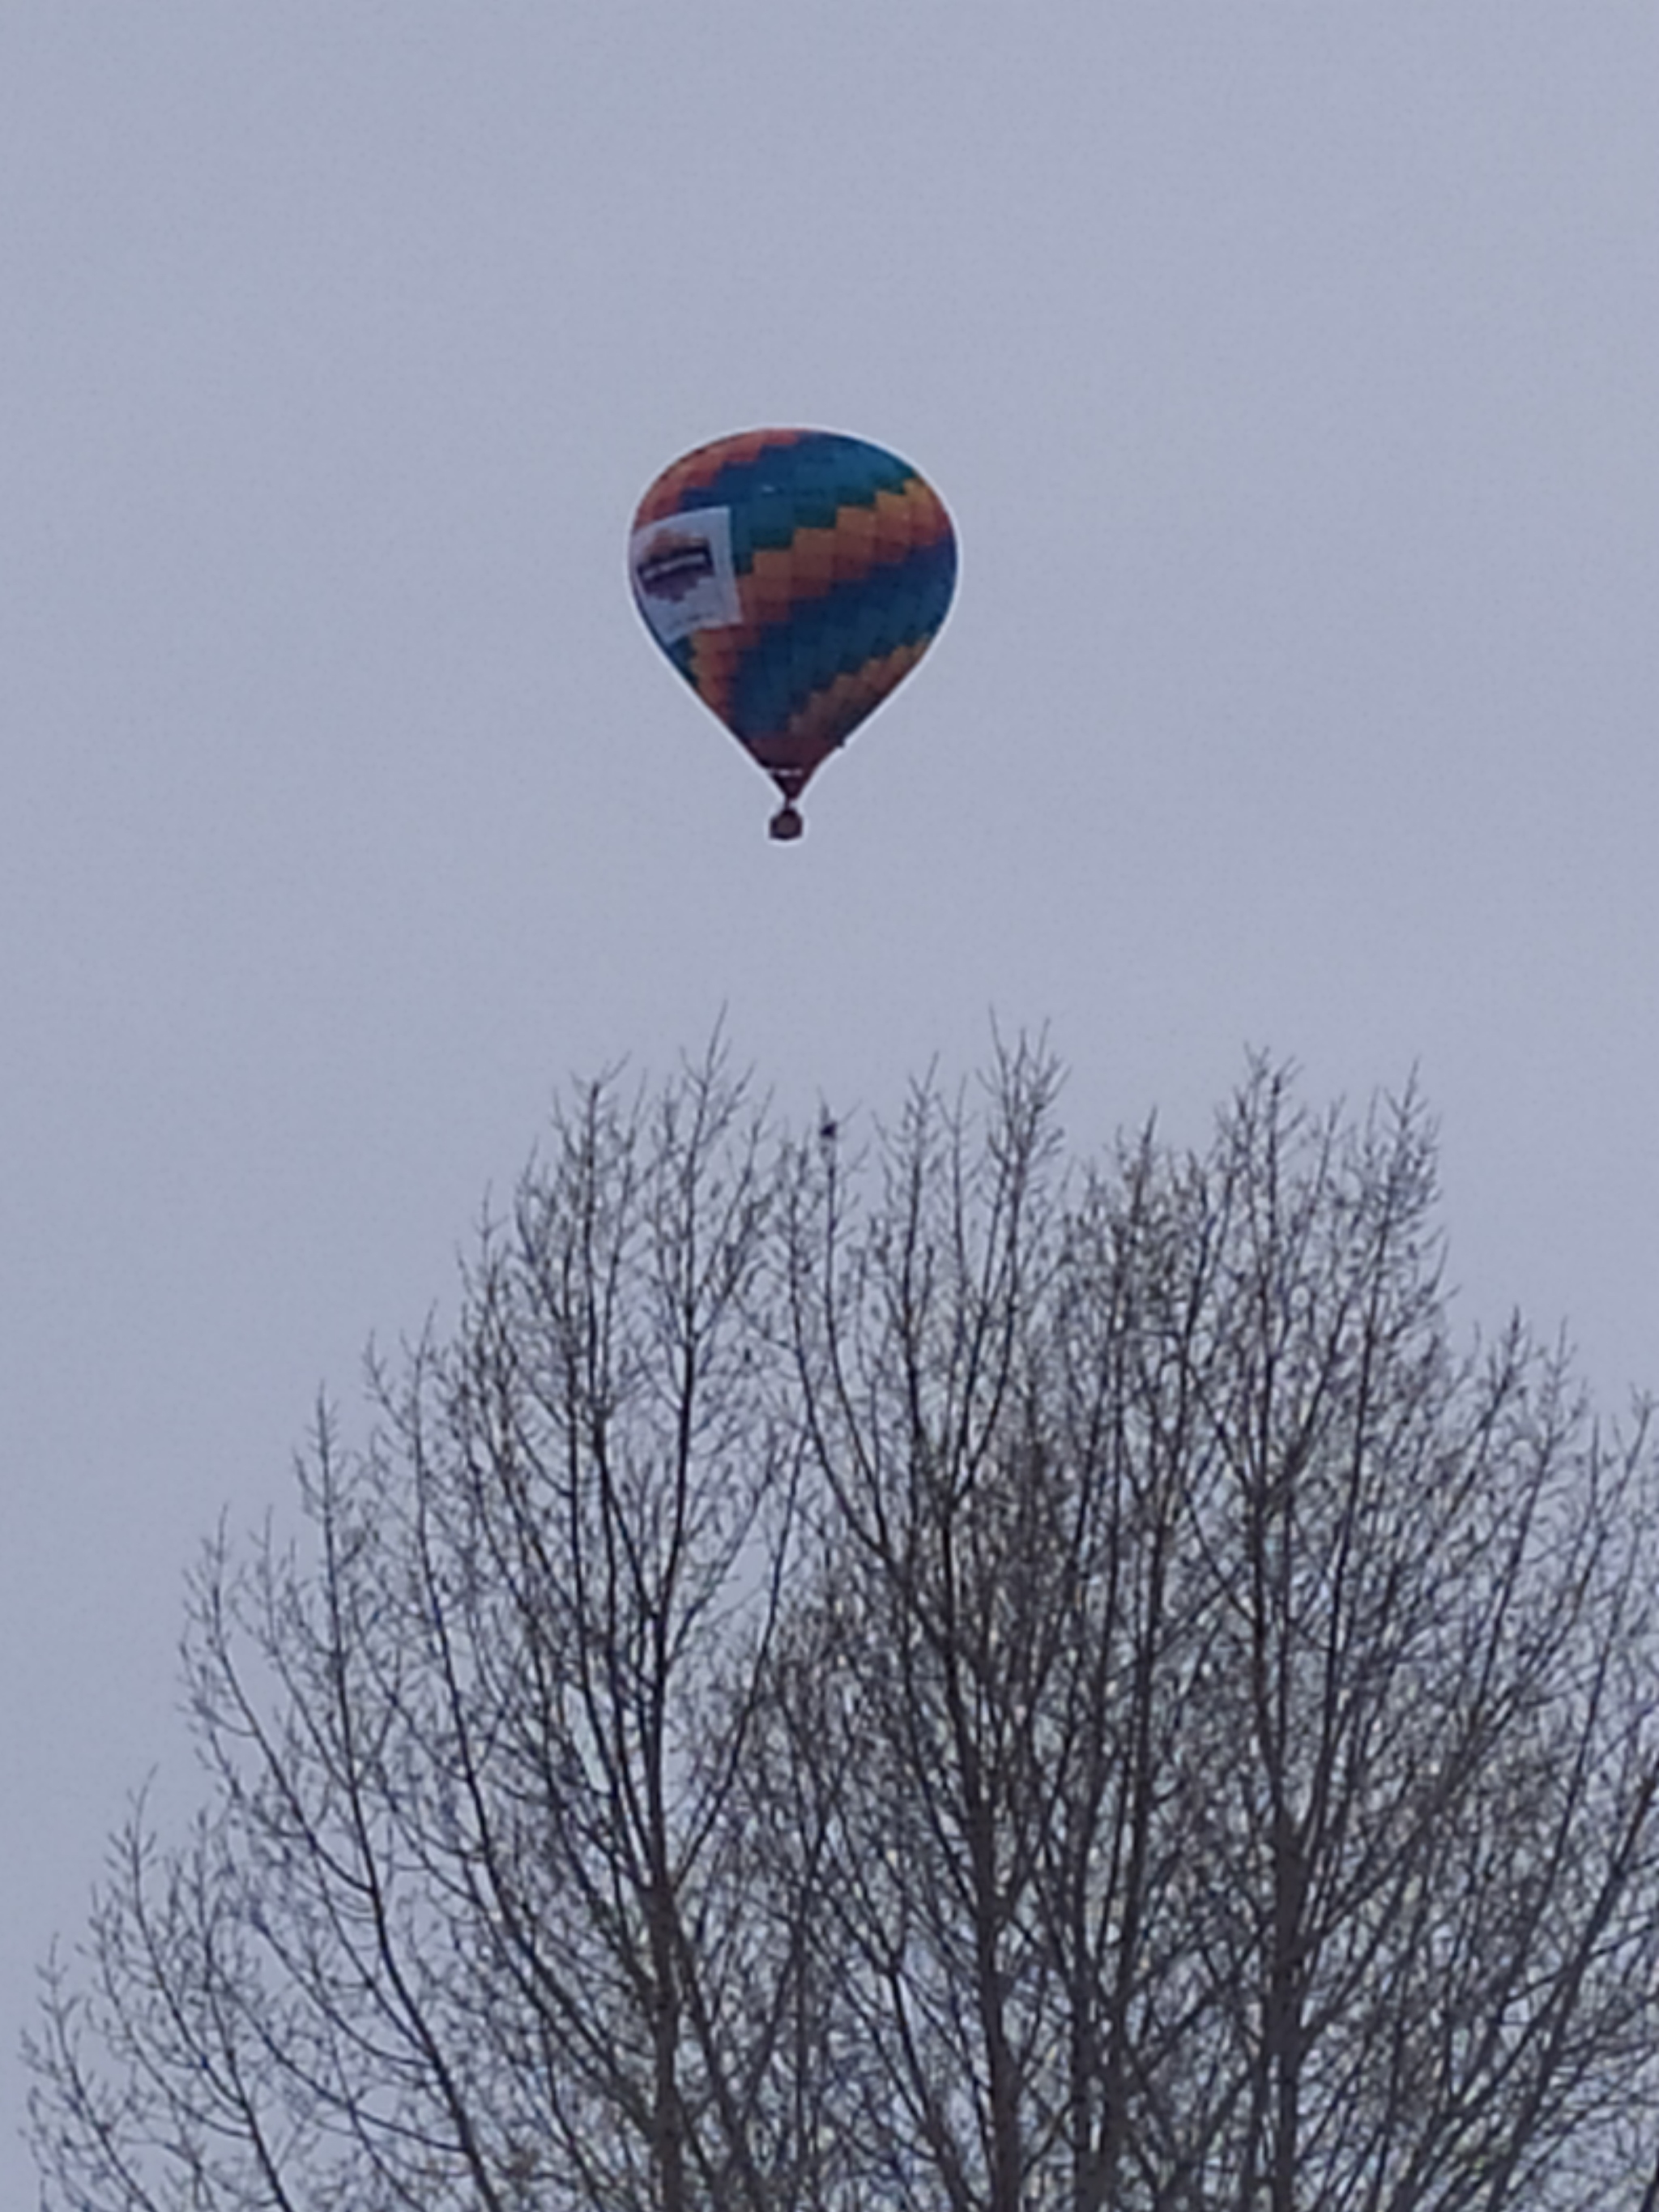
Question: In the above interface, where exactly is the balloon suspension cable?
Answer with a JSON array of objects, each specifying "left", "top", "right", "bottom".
[{"left": 769, "top": 803, "right": 805, "bottom": 842}]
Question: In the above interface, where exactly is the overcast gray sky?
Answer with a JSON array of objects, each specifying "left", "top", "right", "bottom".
[{"left": 4, "top": 4, "right": 1657, "bottom": 2192}]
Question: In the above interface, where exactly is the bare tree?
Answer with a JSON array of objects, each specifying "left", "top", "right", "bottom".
[
  {"left": 777, "top": 1054, "right": 1659, "bottom": 2212},
  {"left": 29, "top": 1049, "right": 818, "bottom": 2212},
  {"left": 28, "top": 1048, "right": 1659, "bottom": 2212}
]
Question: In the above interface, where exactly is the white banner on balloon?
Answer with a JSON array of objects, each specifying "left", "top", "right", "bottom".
[{"left": 629, "top": 507, "right": 743, "bottom": 644}]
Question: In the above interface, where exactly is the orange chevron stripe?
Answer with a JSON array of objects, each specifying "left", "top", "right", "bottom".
[
  {"left": 766, "top": 636, "right": 935, "bottom": 760},
  {"left": 687, "top": 619, "right": 762, "bottom": 732},
  {"left": 737, "top": 479, "right": 953, "bottom": 628},
  {"left": 633, "top": 429, "right": 808, "bottom": 525}
]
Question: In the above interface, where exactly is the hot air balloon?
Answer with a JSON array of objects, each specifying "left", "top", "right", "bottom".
[{"left": 629, "top": 428, "right": 957, "bottom": 839}]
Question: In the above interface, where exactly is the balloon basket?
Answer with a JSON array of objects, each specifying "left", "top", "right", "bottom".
[{"left": 769, "top": 804, "right": 804, "bottom": 843}]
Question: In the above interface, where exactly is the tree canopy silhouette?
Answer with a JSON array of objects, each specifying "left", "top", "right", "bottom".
[{"left": 29, "top": 1048, "right": 1659, "bottom": 2212}]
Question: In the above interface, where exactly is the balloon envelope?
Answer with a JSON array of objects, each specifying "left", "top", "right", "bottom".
[{"left": 629, "top": 429, "right": 957, "bottom": 826}]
